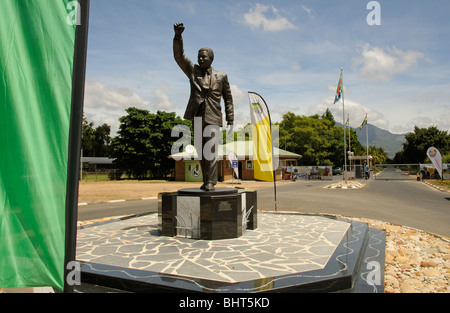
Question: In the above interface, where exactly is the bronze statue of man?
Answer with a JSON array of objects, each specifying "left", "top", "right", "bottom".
[{"left": 173, "top": 22, "right": 234, "bottom": 191}]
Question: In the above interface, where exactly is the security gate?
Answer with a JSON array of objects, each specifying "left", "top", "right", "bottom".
[{"left": 373, "top": 164, "right": 420, "bottom": 180}]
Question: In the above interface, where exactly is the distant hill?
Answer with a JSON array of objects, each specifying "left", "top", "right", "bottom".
[{"left": 337, "top": 122, "right": 406, "bottom": 158}]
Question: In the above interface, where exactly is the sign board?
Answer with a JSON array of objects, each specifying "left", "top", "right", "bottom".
[{"left": 227, "top": 152, "right": 239, "bottom": 179}]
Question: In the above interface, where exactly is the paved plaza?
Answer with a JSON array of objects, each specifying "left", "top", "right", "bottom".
[{"left": 77, "top": 213, "right": 351, "bottom": 283}]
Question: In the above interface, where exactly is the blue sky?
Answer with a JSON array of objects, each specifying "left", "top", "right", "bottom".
[{"left": 84, "top": 0, "right": 450, "bottom": 136}]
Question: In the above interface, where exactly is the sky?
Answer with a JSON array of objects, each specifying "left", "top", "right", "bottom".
[{"left": 83, "top": 0, "right": 450, "bottom": 136}]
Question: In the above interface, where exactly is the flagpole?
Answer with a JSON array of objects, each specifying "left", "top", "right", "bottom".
[
  {"left": 265, "top": 100, "right": 278, "bottom": 212},
  {"left": 341, "top": 68, "right": 347, "bottom": 183},
  {"left": 348, "top": 114, "right": 351, "bottom": 173},
  {"left": 266, "top": 105, "right": 277, "bottom": 212},
  {"left": 348, "top": 114, "right": 351, "bottom": 152},
  {"left": 366, "top": 114, "right": 369, "bottom": 169},
  {"left": 64, "top": 0, "right": 90, "bottom": 293}
]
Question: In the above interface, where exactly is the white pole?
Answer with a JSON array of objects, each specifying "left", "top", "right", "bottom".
[
  {"left": 366, "top": 114, "right": 369, "bottom": 167},
  {"left": 341, "top": 69, "right": 347, "bottom": 183},
  {"left": 348, "top": 114, "right": 351, "bottom": 173}
]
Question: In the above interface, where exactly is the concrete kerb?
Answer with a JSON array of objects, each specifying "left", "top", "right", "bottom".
[
  {"left": 78, "top": 196, "right": 158, "bottom": 206},
  {"left": 422, "top": 181, "right": 450, "bottom": 193}
]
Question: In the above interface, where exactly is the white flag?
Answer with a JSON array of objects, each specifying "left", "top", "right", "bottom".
[
  {"left": 227, "top": 152, "right": 239, "bottom": 179},
  {"left": 427, "top": 147, "right": 443, "bottom": 179}
]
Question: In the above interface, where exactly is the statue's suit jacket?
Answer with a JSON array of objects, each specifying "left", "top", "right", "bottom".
[{"left": 173, "top": 38, "right": 233, "bottom": 127}]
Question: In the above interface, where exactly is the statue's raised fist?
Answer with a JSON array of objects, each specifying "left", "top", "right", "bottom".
[{"left": 174, "top": 22, "right": 185, "bottom": 37}]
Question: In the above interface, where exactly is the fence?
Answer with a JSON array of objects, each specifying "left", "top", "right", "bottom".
[{"left": 81, "top": 170, "right": 122, "bottom": 181}]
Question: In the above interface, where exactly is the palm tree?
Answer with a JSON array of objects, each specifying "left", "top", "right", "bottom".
[{"left": 368, "top": 146, "right": 387, "bottom": 165}]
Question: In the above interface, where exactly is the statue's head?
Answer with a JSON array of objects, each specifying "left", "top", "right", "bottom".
[{"left": 198, "top": 47, "right": 214, "bottom": 69}]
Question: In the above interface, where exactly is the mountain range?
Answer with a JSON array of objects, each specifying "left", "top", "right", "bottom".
[{"left": 337, "top": 122, "right": 407, "bottom": 158}]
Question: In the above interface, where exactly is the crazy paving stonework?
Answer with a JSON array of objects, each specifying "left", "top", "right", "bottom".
[{"left": 76, "top": 213, "right": 350, "bottom": 283}]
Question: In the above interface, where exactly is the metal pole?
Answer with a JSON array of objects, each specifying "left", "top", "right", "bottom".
[
  {"left": 348, "top": 115, "right": 351, "bottom": 173},
  {"left": 366, "top": 114, "right": 369, "bottom": 168},
  {"left": 80, "top": 149, "right": 83, "bottom": 181},
  {"left": 341, "top": 69, "right": 347, "bottom": 183},
  {"left": 64, "top": 0, "right": 90, "bottom": 293}
]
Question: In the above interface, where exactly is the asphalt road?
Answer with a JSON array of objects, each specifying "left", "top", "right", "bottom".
[
  {"left": 258, "top": 169, "right": 450, "bottom": 238},
  {"left": 78, "top": 169, "right": 450, "bottom": 238},
  {"left": 78, "top": 199, "right": 158, "bottom": 222}
]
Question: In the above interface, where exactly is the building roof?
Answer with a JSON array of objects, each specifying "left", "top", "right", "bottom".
[
  {"left": 81, "top": 157, "right": 115, "bottom": 164},
  {"left": 169, "top": 140, "right": 302, "bottom": 160},
  {"left": 349, "top": 155, "right": 373, "bottom": 160}
]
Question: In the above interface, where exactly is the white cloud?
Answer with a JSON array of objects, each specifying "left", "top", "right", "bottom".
[
  {"left": 176, "top": 2, "right": 196, "bottom": 15},
  {"left": 229, "top": 84, "right": 251, "bottom": 129},
  {"left": 152, "top": 83, "right": 174, "bottom": 110},
  {"left": 353, "top": 44, "right": 424, "bottom": 82},
  {"left": 301, "top": 5, "right": 315, "bottom": 19},
  {"left": 243, "top": 3, "right": 298, "bottom": 32},
  {"left": 409, "top": 112, "right": 450, "bottom": 133},
  {"left": 230, "top": 84, "right": 246, "bottom": 104},
  {"left": 84, "top": 80, "right": 151, "bottom": 134},
  {"left": 312, "top": 96, "right": 388, "bottom": 130},
  {"left": 85, "top": 80, "right": 150, "bottom": 110}
]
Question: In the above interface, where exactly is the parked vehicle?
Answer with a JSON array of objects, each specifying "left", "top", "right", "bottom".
[{"left": 332, "top": 167, "right": 342, "bottom": 175}]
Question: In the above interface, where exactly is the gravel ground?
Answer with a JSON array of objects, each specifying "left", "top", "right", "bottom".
[{"left": 345, "top": 216, "right": 450, "bottom": 293}]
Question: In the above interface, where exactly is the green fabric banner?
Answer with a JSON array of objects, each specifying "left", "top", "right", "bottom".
[{"left": 0, "top": 1, "right": 77, "bottom": 290}]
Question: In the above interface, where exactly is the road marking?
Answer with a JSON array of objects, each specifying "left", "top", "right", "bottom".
[
  {"left": 324, "top": 182, "right": 366, "bottom": 189},
  {"left": 78, "top": 196, "right": 158, "bottom": 206}
]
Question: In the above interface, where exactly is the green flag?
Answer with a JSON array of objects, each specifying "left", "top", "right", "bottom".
[
  {"left": 0, "top": 0, "right": 87, "bottom": 290},
  {"left": 359, "top": 114, "right": 368, "bottom": 130}
]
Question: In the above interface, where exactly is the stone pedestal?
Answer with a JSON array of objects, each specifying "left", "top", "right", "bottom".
[{"left": 158, "top": 188, "right": 257, "bottom": 240}]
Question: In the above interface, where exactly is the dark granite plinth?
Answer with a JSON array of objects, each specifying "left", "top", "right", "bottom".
[
  {"left": 242, "top": 189, "right": 257, "bottom": 230},
  {"left": 158, "top": 188, "right": 257, "bottom": 240},
  {"left": 158, "top": 192, "right": 177, "bottom": 237}
]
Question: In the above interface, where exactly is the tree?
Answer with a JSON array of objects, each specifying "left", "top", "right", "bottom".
[
  {"left": 279, "top": 111, "right": 365, "bottom": 167},
  {"left": 81, "top": 116, "right": 95, "bottom": 155},
  {"left": 146, "top": 110, "right": 191, "bottom": 179},
  {"left": 322, "top": 108, "right": 336, "bottom": 126},
  {"left": 93, "top": 123, "right": 111, "bottom": 157},
  {"left": 280, "top": 113, "right": 331, "bottom": 165},
  {"left": 394, "top": 126, "right": 450, "bottom": 163},
  {"left": 368, "top": 146, "right": 387, "bottom": 165},
  {"left": 81, "top": 116, "right": 111, "bottom": 157},
  {"left": 109, "top": 108, "right": 190, "bottom": 179}
]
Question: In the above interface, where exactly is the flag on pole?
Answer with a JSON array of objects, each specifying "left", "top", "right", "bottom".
[
  {"left": 333, "top": 72, "right": 343, "bottom": 104},
  {"left": 427, "top": 147, "right": 443, "bottom": 179},
  {"left": 345, "top": 114, "right": 350, "bottom": 126},
  {"left": 248, "top": 92, "right": 274, "bottom": 182},
  {"left": 0, "top": 0, "right": 89, "bottom": 291},
  {"left": 227, "top": 152, "right": 239, "bottom": 179},
  {"left": 359, "top": 114, "right": 368, "bottom": 129}
]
